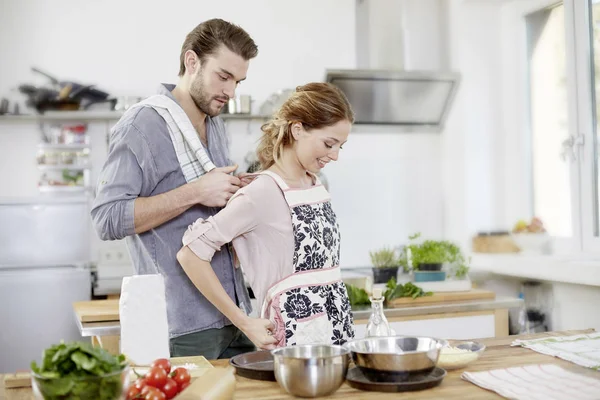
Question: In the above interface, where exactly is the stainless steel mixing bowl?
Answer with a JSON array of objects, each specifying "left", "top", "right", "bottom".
[
  {"left": 271, "top": 344, "right": 350, "bottom": 398},
  {"left": 346, "top": 336, "right": 447, "bottom": 374}
]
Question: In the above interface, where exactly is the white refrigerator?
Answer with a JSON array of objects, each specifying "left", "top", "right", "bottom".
[{"left": 0, "top": 197, "right": 92, "bottom": 373}]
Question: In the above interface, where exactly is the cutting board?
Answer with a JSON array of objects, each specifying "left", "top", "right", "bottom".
[
  {"left": 388, "top": 289, "right": 495, "bottom": 308},
  {"left": 132, "top": 356, "right": 213, "bottom": 379},
  {"left": 73, "top": 299, "right": 119, "bottom": 322}
]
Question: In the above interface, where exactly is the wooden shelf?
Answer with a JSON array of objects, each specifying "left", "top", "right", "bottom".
[{"left": 0, "top": 111, "right": 270, "bottom": 122}]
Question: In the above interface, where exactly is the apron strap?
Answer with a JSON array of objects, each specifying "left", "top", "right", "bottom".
[{"left": 258, "top": 170, "right": 290, "bottom": 190}]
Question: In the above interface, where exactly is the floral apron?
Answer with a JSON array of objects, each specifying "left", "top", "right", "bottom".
[{"left": 259, "top": 171, "right": 355, "bottom": 346}]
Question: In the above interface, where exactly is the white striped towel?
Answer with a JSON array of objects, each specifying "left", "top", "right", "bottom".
[
  {"left": 130, "top": 95, "right": 216, "bottom": 182},
  {"left": 462, "top": 364, "right": 600, "bottom": 400},
  {"left": 512, "top": 332, "right": 600, "bottom": 370}
]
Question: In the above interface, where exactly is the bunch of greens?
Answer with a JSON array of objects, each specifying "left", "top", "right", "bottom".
[
  {"left": 31, "top": 342, "right": 127, "bottom": 400},
  {"left": 345, "top": 283, "right": 371, "bottom": 307},
  {"left": 369, "top": 246, "right": 398, "bottom": 268},
  {"left": 383, "top": 277, "right": 433, "bottom": 302},
  {"left": 397, "top": 233, "right": 470, "bottom": 278}
]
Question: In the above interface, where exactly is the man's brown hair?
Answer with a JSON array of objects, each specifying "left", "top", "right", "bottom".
[{"left": 178, "top": 19, "right": 258, "bottom": 76}]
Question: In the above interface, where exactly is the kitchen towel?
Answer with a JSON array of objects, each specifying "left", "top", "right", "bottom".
[
  {"left": 462, "top": 364, "right": 600, "bottom": 400},
  {"left": 130, "top": 95, "right": 216, "bottom": 183},
  {"left": 119, "top": 274, "right": 170, "bottom": 365},
  {"left": 511, "top": 332, "right": 600, "bottom": 370}
]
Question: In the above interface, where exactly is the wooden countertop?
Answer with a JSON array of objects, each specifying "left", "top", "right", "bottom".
[{"left": 3, "top": 329, "right": 598, "bottom": 400}]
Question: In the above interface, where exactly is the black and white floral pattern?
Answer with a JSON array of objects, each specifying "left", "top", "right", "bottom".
[
  {"left": 292, "top": 202, "right": 340, "bottom": 272},
  {"left": 277, "top": 198, "right": 353, "bottom": 346}
]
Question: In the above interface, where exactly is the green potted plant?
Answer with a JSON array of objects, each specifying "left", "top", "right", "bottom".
[
  {"left": 369, "top": 246, "right": 399, "bottom": 284},
  {"left": 398, "top": 233, "right": 470, "bottom": 281}
]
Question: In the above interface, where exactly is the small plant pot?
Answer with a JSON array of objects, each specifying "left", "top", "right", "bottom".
[
  {"left": 414, "top": 271, "right": 446, "bottom": 282},
  {"left": 372, "top": 266, "right": 399, "bottom": 284},
  {"left": 417, "top": 263, "right": 443, "bottom": 271}
]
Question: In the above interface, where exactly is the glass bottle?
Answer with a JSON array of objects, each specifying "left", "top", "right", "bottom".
[{"left": 366, "top": 288, "right": 394, "bottom": 337}]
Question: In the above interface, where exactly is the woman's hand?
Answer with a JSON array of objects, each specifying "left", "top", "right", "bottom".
[
  {"left": 236, "top": 172, "right": 257, "bottom": 188},
  {"left": 239, "top": 316, "right": 277, "bottom": 350}
]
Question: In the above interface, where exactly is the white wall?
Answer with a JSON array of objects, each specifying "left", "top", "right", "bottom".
[
  {"left": 0, "top": 0, "right": 452, "bottom": 268},
  {"left": 444, "top": 0, "right": 505, "bottom": 250},
  {"left": 0, "top": 0, "right": 356, "bottom": 113}
]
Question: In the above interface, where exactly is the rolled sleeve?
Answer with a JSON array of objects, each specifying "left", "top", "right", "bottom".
[
  {"left": 182, "top": 192, "right": 257, "bottom": 262},
  {"left": 91, "top": 123, "right": 156, "bottom": 240}
]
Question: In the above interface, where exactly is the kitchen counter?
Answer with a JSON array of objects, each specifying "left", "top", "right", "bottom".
[
  {"left": 73, "top": 296, "right": 521, "bottom": 338},
  {"left": 2, "top": 329, "right": 597, "bottom": 399},
  {"left": 352, "top": 296, "right": 521, "bottom": 320}
]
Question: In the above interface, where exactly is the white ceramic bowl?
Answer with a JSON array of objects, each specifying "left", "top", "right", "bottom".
[{"left": 437, "top": 341, "right": 485, "bottom": 370}]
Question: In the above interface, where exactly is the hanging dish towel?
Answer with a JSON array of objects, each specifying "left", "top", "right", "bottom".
[
  {"left": 462, "top": 364, "right": 600, "bottom": 400},
  {"left": 128, "top": 95, "right": 216, "bottom": 183},
  {"left": 511, "top": 332, "right": 600, "bottom": 370}
]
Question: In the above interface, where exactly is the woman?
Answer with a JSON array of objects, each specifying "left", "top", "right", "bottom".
[{"left": 177, "top": 82, "right": 355, "bottom": 350}]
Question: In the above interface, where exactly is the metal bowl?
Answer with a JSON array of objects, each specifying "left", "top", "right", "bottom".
[
  {"left": 271, "top": 344, "right": 350, "bottom": 398},
  {"left": 346, "top": 336, "right": 447, "bottom": 375}
]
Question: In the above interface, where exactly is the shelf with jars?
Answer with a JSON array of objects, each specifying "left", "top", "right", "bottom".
[{"left": 36, "top": 122, "right": 91, "bottom": 194}]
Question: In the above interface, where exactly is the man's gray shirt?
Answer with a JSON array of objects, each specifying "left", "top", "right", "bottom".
[{"left": 91, "top": 83, "right": 251, "bottom": 338}]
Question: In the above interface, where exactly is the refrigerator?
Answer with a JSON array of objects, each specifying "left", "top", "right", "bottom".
[{"left": 0, "top": 197, "right": 92, "bottom": 373}]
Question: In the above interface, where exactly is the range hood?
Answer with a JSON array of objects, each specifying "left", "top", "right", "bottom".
[
  {"left": 326, "top": 0, "right": 460, "bottom": 131},
  {"left": 326, "top": 69, "right": 459, "bottom": 129}
]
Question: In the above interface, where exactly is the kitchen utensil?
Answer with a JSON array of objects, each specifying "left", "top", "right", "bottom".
[
  {"left": 0, "top": 98, "right": 9, "bottom": 115},
  {"left": 229, "top": 350, "right": 275, "bottom": 381},
  {"left": 346, "top": 366, "right": 446, "bottom": 392},
  {"left": 437, "top": 341, "right": 485, "bottom": 370},
  {"left": 226, "top": 95, "right": 252, "bottom": 114},
  {"left": 259, "top": 89, "right": 294, "bottom": 116},
  {"left": 346, "top": 336, "right": 447, "bottom": 375},
  {"left": 271, "top": 344, "right": 350, "bottom": 398}
]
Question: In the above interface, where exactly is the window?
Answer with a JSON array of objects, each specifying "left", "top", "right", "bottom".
[
  {"left": 507, "top": 0, "right": 600, "bottom": 253},
  {"left": 526, "top": 5, "right": 572, "bottom": 238}
]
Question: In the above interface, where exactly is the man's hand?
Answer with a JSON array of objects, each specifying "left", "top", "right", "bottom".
[
  {"left": 190, "top": 165, "right": 241, "bottom": 207},
  {"left": 237, "top": 172, "right": 257, "bottom": 188},
  {"left": 239, "top": 316, "right": 277, "bottom": 350}
]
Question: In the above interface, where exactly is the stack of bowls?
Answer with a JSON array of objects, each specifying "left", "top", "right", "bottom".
[{"left": 345, "top": 336, "right": 447, "bottom": 381}]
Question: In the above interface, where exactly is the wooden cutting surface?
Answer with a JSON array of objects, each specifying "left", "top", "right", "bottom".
[
  {"left": 3, "top": 329, "right": 598, "bottom": 400},
  {"left": 388, "top": 289, "right": 495, "bottom": 307},
  {"left": 73, "top": 299, "right": 119, "bottom": 322}
]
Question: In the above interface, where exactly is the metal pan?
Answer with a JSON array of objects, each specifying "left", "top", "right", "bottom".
[
  {"left": 229, "top": 350, "right": 275, "bottom": 381},
  {"left": 346, "top": 366, "right": 446, "bottom": 392}
]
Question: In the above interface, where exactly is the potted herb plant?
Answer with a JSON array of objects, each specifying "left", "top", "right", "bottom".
[
  {"left": 369, "top": 246, "right": 399, "bottom": 284},
  {"left": 398, "top": 233, "right": 470, "bottom": 280}
]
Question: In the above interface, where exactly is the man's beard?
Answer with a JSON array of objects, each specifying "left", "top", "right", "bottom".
[{"left": 190, "top": 75, "right": 225, "bottom": 117}]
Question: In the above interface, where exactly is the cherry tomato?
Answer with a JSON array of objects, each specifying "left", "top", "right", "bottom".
[
  {"left": 145, "top": 366, "right": 168, "bottom": 388},
  {"left": 161, "top": 378, "right": 178, "bottom": 399},
  {"left": 126, "top": 386, "right": 141, "bottom": 400},
  {"left": 133, "top": 378, "right": 148, "bottom": 390},
  {"left": 144, "top": 387, "right": 166, "bottom": 400},
  {"left": 140, "top": 385, "right": 153, "bottom": 396},
  {"left": 151, "top": 358, "right": 172, "bottom": 374},
  {"left": 179, "top": 381, "right": 190, "bottom": 392},
  {"left": 171, "top": 367, "right": 191, "bottom": 389}
]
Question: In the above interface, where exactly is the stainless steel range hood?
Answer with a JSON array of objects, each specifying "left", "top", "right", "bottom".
[
  {"left": 326, "top": 69, "right": 459, "bottom": 128},
  {"left": 326, "top": 0, "right": 460, "bottom": 130}
]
